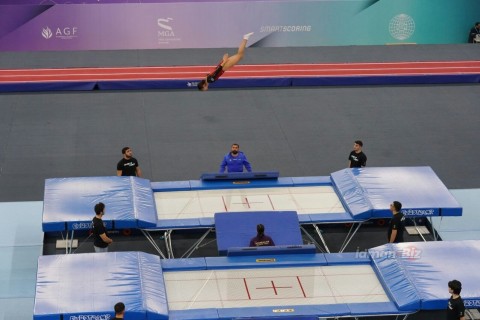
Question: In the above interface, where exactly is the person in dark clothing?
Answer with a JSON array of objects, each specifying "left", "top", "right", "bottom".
[
  {"left": 348, "top": 140, "right": 367, "bottom": 168},
  {"left": 219, "top": 143, "right": 252, "bottom": 173},
  {"left": 447, "top": 280, "right": 465, "bottom": 320},
  {"left": 113, "top": 302, "right": 125, "bottom": 319},
  {"left": 387, "top": 201, "right": 405, "bottom": 243},
  {"left": 92, "top": 202, "right": 113, "bottom": 252},
  {"left": 249, "top": 224, "right": 275, "bottom": 247},
  {"left": 198, "top": 33, "right": 254, "bottom": 91},
  {"left": 468, "top": 22, "right": 480, "bottom": 43},
  {"left": 117, "top": 147, "right": 142, "bottom": 177}
]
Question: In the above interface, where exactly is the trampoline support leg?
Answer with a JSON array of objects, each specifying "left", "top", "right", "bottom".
[
  {"left": 181, "top": 228, "right": 214, "bottom": 259},
  {"left": 300, "top": 225, "right": 326, "bottom": 253},
  {"left": 141, "top": 230, "right": 167, "bottom": 259},
  {"left": 339, "top": 222, "right": 363, "bottom": 253}
]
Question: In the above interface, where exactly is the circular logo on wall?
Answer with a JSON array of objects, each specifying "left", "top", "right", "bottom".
[{"left": 389, "top": 14, "right": 415, "bottom": 41}]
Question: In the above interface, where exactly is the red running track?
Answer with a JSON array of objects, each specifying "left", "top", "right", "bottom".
[{"left": 1, "top": 61, "right": 480, "bottom": 83}]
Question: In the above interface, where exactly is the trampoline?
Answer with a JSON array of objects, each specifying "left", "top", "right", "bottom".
[
  {"left": 41, "top": 166, "right": 461, "bottom": 256},
  {"left": 33, "top": 240, "right": 480, "bottom": 319}
]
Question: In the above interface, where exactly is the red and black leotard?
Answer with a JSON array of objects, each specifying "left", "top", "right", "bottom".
[{"left": 206, "top": 62, "right": 225, "bottom": 83}]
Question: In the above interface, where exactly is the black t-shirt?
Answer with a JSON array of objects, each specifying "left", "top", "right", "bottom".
[
  {"left": 446, "top": 296, "right": 465, "bottom": 320},
  {"left": 117, "top": 157, "right": 139, "bottom": 176},
  {"left": 387, "top": 212, "right": 405, "bottom": 243},
  {"left": 348, "top": 151, "right": 367, "bottom": 168},
  {"left": 92, "top": 216, "right": 109, "bottom": 248}
]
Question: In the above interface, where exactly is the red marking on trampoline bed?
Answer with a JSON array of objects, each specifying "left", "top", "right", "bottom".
[
  {"left": 221, "top": 196, "right": 228, "bottom": 212},
  {"left": 243, "top": 278, "right": 251, "bottom": 300},
  {"left": 244, "top": 197, "right": 251, "bottom": 208},
  {"left": 0, "top": 61, "right": 479, "bottom": 83},
  {"left": 255, "top": 280, "right": 292, "bottom": 296},
  {"left": 297, "top": 276, "right": 307, "bottom": 298},
  {"left": 267, "top": 194, "right": 275, "bottom": 210}
]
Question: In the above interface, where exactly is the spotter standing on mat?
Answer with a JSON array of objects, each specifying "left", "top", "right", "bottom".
[{"left": 197, "top": 32, "right": 254, "bottom": 91}]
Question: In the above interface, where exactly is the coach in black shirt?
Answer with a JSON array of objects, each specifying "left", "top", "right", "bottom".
[{"left": 387, "top": 201, "right": 405, "bottom": 243}]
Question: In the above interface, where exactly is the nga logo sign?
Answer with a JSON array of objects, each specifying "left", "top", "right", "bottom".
[{"left": 157, "top": 17, "right": 180, "bottom": 44}]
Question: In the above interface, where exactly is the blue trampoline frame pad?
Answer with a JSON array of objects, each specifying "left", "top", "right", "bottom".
[
  {"left": 42, "top": 176, "right": 157, "bottom": 232},
  {"left": 33, "top": 252, "right": 168, "bottom": 320},
  {"left": 41, "top": 167, "right": 462, "bottom": 233},
  {"left": 34, "top": 241, "right": 480, "bottom": 319}
]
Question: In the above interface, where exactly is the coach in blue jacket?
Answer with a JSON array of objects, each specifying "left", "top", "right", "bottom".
[{"left": 219, "top": 143, "right": 252, "bottom": 173}]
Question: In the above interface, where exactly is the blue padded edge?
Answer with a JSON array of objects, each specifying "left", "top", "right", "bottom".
[
  {"left": 131, "top": 177, "right": 157, "bottom": 228},
  {"left": 138, "top": 252, "right": 169, "bottom": 320},
  {"left": 205, "top": 253, "right": 327, "bottom": 269},
  {"left": 369, "top": 244, "right": 421, "bottom": 312},
  {"left": 324, "top": 252, "right": 370, "bottom": 265},
  {"left": 168, "top": 309, "right": 219, "bottom": 320},
  {"left": 34, "top": 252, "right": 168, "bottom": 320},
  {"left": 198, "top": 217, "right": 215, "bottom": 227},
  {"left": 291, "top": 74, "right": 480, "bottom": 87},
  {"left": 351, "top": 166, "right": 462, "bottom": 218},
  {"left": 383, "top": 241, "right": 480, "bottom": 310},
  {"left": 155, "top": 218, "right": 204, "bottom": 229},
  {"left": 151, "top": 180, "right": 192, "bottom": 192},
  {"left": 0, "top": 81, "right": 96, "bottom": 93},
  {"left": 227, "top": 245, "right": 316, "bottom": 257},
  {"left": 331, "top": 166, "right": 462, "bottom": 220},
  {"left": 206, "top": 77, "right": 293, "bottom": 89},
  {"left": 298, "top": 214, "right": 312, "bottom": 223},
  {"left": 330, "top": 168, "right": 373, "bottom": 220},
  {"left": 217, "top": 304, "right": 350, "bottom": 319},
  {"left": 291, "top": 176, "right": 331, "bottom": 186},
  {"left": 189, "top": 177, "right": 295, "bottom": 190},
  {"left": 200, "top": 171, "right": 279, "bottom": 181},
  {"left": 308, "top": 212, "right": 357, "bottom": 223},
  {"left": 42, "top": 177, "right": 157, "bottom": 232},
  {"left": 347, "top": 302, "right": 406, "bottom": 316},
  {"left": 161, "top": 258, "right": 207, "bottom": 271}
]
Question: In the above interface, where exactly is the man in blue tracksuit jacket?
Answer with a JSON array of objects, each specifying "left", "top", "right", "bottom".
[{"left": 219, "top": 143, "right": 252, "bottom": 173}]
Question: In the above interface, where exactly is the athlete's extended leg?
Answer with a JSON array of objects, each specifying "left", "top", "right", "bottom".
[{"left": 222, "top": 32, "right": 253, "bottom": 71}]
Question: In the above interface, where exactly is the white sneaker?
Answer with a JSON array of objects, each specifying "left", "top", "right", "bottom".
[{"left": 243, "top": 32, "right": 254, "bottom": 40}]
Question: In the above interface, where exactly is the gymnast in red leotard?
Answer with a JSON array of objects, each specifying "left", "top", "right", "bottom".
[{"left": 197, "top": 32, "right": 254, "bottom": 91}]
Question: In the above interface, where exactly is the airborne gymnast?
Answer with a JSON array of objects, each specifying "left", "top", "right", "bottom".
[{"left": 197, "top": 32, "right": 254, "bottom": 91}]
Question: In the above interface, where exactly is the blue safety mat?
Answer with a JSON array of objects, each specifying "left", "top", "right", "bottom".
[
  {"left": 331, "top": 166, "right": 462, "bottom": 219},
  {"left": 214, "top": 211, "right": 303, "bottom": 255},
  {"left": 42, "top": 176, "right": 157, "bottom": 232},
  {"left": 370, "top": 240, "right": 480, "bottom": 310},
  {"left": 33, "top": 252, "right": 168, "bottom": 320},
  {"left": 3, "top": 74, "right": 480, "bottom": 93}
]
